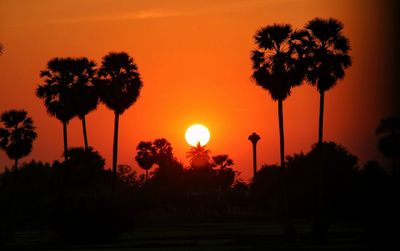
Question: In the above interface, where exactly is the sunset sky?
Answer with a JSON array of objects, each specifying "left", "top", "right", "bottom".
[{"left": 0, "top": 0, "right": 398, "bottom": 180}]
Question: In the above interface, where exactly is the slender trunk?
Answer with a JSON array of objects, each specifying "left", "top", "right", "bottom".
[
  {"left": 63, "top": 121, "right": 68, "bottom": 162},
  {"left": 146, "top": 169, "right": 149, "bottom": 181},
  {"left": 313, "top": 90, "right": 328, "bottom": 240},
  {"left": 278, "top": 99, "right": 295, "bottom": 240},
  {"left": 252, "top": 143, "right": 257, "bottom": 179},
  {"left": 112, "top": 112, "right": 120, "bottom": 194},
  {"left": 318, "top": 91, "right": 325, "bottom": 145},
  {"left": 82, "top": 115, "right": 89, "bottom": 151}
]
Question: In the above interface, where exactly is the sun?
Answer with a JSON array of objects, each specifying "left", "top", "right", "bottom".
[{"left": 185, "top": 124, "right": 210, "bottom": 146}]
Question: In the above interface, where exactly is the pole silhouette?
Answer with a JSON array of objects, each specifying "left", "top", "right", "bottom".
[{"left": 248, "top": 132, "right": 260, "bottom": 179}]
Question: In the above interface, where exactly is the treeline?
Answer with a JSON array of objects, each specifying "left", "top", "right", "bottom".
[{"left": 0, "top": 139, "right": 398, "bottom": 245}]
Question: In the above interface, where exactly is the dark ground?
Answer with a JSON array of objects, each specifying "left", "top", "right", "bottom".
[{"left": 3, "top": 221, "right": 371, "bottom": 250}]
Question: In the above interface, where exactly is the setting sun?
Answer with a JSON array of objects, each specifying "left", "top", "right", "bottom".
[{"left": 185, "top": 124, "right": 210, "bottom": 147}]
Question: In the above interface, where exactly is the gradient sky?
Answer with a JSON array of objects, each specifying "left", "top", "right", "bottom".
[{"left": 0, "top": 0, "right": 398, "bottom": 180}]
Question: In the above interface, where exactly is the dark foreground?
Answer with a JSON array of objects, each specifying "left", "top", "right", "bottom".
[{"left": 3, "top": 221, "right": 373, "bottom": 250}]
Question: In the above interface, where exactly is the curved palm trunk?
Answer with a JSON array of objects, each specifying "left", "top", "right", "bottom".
[
  {"left": 112, "top": 112, "right": 120, "bottom": 194},
  {"left": 81, "top": 115, "right": 89, "bottom": 151},
  {"left": 62, "top": 121, "right": 68, "bottom": 162},
  {"left": 278, "top": 99, "right": 295, "bottom": 240}
]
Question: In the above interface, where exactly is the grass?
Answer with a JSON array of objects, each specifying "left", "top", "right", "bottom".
[{"left": 4, "top": 221, "right": 369, "bottom": 250}]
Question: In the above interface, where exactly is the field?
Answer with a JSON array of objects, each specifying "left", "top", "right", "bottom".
[{"left": 5, "top": 221, "right": 369, "bottom": 250}]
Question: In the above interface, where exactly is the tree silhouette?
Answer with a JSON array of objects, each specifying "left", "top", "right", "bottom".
[
  {"left": 0, "top": 42, "right": 3, "bottom": 55},
  {"left": 36, "top": 58, "right": 77, "bottom": 161},
  {"left": 152, "top": 138, "right": 174, "bottom": 165},
  {"left": 187, "top": 143, "right": 212, "bottom": 168},
  {"left": 135, "top": 141, "right": 155, "bottom": 181},
  {"left": 212, "top": 154, "right": 235, "bottom": 190},
  {"left": 69, "top": 58, "right": 98, "bottom": 151},
  {"left": 305, "top": 18, "right": 351, "bottom": 145},
  {"left": 212, "top": 154, "right": 233, "bottom": 170},
  {"left": 135, "top": 138, "right": 175, "bottom": 180},
  {"left": 0, "top": 110, "right": 37, "bottom": 170},
  {"left": 304, "top": 18, "right": 351, "bottom": 240},
  {"left": 96, "top": 52, "right": 143, "bottom": 192},
  {"left": 376, "top": 117, "right": 400, "bottom": 175},
  {"left": 251, "top": 24, "right": 305, "bottom": 240}
]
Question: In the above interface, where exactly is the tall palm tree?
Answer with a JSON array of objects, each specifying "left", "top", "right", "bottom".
[
  {"left": 96, "top": 52, "right": 143, "bottom": 191},
  {"left": 251, "top": 24, "right": 305, "bottom": 239},
  {"left": 304, "top": 18, "right": 351, "bottom": 239},
  {"left": 135, "top": 141, "right": 155, "bottom": 181},
  {"left": 36, "top": 58, "right": 77, "bottom": 161},
  {"left": 186, "top": 143, "right": 211, "bottom": 168},
  {"left": 0, "top": 110, "right": 37, "bottom": 170},
  {"left": 305, "top": 18, "right": 351, "bottom": 145},
  {"left": 70, "top": 58, "right": 98, "bottom": 151},
  {"left": 376, "top": 117, "right": 400, "bottom": 176}
]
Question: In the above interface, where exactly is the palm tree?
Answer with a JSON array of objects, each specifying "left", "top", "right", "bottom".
[
  {"left": 251, "top": 24, "right": 305, "bottom": 239},
  {"left": 0, "top": 110, "right": 37, "bottom": 170},
  {"left": 36, "top": 58, "right": 77, "bottom": 161},
  {"left": 305, "top": 18, "right": 351, "bottom": 145},
  {"left": 96, "top": 52, "right": 143, "bottom": 191},
  {"left": 70, "top": 58, "right": 98, "bottom": 151},
  {"left": 212, "top": 154, "right": 233, "bottom": 170},
  {"left": 135, "top": 141, "right": 155, "bottom": 181},
  {"left": 187, "top": 143, "right": 212, "bottom": 168},
  {"left": 376, "top": 117, "right": 400, "bottom": 176},
  {"left": 304, "top": 18, "right": 351, "bottom": 239}
]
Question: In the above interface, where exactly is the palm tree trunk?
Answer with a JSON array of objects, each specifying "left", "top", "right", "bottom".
[
  {"left": 112, "top": 112, "right": 120, "bottom": 194},
  {"left": 62, "top": 121, "right": 68, "bottom": 162},
  {"left": 313, "top": 90, "right": 327, "bottom": 240},
  {"left": 81, "top": 115, "right": 89, "bottom": 151},
  {"left": 318, "top": 91, "right": 325, "bottom": 145},
  {"left": 278, "top": 99, "right": 295, "bottom": 241}
]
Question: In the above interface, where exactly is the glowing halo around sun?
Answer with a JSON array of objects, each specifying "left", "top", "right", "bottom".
[{"left": 185, "top": 124, "right": 210, "bottom": 146}]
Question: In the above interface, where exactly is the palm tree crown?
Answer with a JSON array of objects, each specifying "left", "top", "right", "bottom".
[
  {"left": 187, "top": 143, "right": 212, "bottom": 168},
  {"left": 251, "top": 24, "right": 305, "bottom": 101},
  {"left": 97, "top": 52, "right": 143, "bottom": 114},
  {"left": 0, "top": 110, "right": 37, "bottom": 170},
  {"left": 36, "top": 58, "right": 77, "bottom": 122},
  {"left": 305, "top": 18, "right": 351, "bottom": 92},
  {"left": 70, "top": 58, "right": 98, "bottom": 119}
]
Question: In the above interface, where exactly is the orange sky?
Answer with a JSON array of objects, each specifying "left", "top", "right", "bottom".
[{"left": 0, "top": 0, "right": 398, "bottom": 180}]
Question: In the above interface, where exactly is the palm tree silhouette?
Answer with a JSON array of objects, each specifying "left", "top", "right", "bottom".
[
  {"left": 96, "top": 52, "right": 143, "bottom": 191},
  {"left": 69, "top": 58, "right": 98, "bottom": 151},
  {"left": 135, "top": 141, "right": 155, "bottom": 181},
  {"left": 304, "top": 18, "right": 351, "bottom": 239},
  {"left": 36, "top": 58, "right": 77, "bottom": 161},
  {"left": 0, "top": 110, "right": 37, "bottom": 170},
  {"left": 251, "top": 24, "right": 305, "bottom": 239},
  {"left": 305, "top": 18, "right": 351, "bottom": 145},
  {"left": 376, "top": 117, "right": 400, "bottom": 176},
  {"left": 212, "top": 154, "right": 233, "bottom": 170},
  {"left": 187, "top": 143, "right": 212, "bottom": 168}
]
